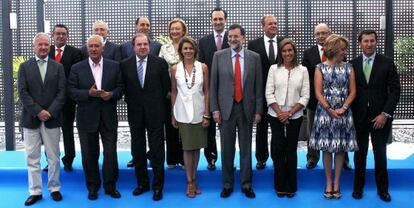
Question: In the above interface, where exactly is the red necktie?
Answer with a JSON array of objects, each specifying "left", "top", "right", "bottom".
[
  {"left": 55, "top": 48, "right": 62, "bottom": 63},
  {"left": 321, "top": 47, "right": 326, "bottom": 62},
  {"left": 234, "top": 53, "right": 243, "bottom": 102}
]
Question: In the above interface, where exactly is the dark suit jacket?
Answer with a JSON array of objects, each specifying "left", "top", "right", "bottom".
[
  {"left": 302, "top": 45, "right": 321, "bottom": 111},
  {"left": 17, "top": 58, "right": 66, "bottom": 129},
  {"left": 351, "top": 53, "right": 400, "bottom": 124},
  {"left": 247, "top": 36, "right": 283, "bottom": 106},
  {"left": 67, "top": 58, "right": 124, "bottom": 132},
  {"left": 120, "top": 40, "right": 162, "bottom": 60},
  {"left": 120, "top": 54, "right": 170, "bottom": 127},
  {"left": 198, "top": 32, "right": 229, "bottom": 73},
  {"left": 49, "top": 45, "right": 82, "bottom": 78},
  {"left": 81, "top": 40, "right": 121, "bottom": 61}
]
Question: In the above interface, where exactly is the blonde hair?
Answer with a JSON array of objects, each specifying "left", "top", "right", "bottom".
[
  {"left": 168, "top": 18, "right": 188, "bottom": 39},
  {"left": 323, "top": 34, "right": 349, "bottom": 59}
]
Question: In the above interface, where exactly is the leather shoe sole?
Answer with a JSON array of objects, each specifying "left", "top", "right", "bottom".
[
  {"left": 105, "top": 190, "right": 121, "bottom": 198},
  {"left": 241, "top": 188, "right": 256, "bottom": 198},
  {"left": 88, "top": 192, "right": 98, "bottom": 200},
  {"left": 24, "top": 195, "right": 42, "bottom": 206},
  {"left": 153, "top": 190, "right": 163, "bottom": 201},
  {"left": 50, "top": 191, "right": 63, "bottom": 201},
  {"left": 220, "top": 188, "right": 233, "bottom": 198},
  {"left": 378, "top": 192, "right": 391, "bottom": 202},
  {"left": 133, "top": 186, "right": 150, "bottom": 196}
]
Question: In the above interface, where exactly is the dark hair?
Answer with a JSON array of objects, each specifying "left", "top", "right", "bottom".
[
  {"left": 178, "top": 36, "right": 198, "bottom": 61},
  {"left": 135, "top": 16, "right": 148, "bottom": 26},
  {"left": 323, "top": 34, "right": 349, "bottom": 59},
  {"left": 358, "top": 29, "right": 377, "bottom": 42},
  {"left": 53, "top": 24, "right": 69, "bottom": 34},
  {"left": 277, "top": 38, "right": 298, "bottom": 67},
  {"left": 210, "top": 7, "right": 227, "bottom": 19},
  {"left": 228, "top": 24, "right": 245, "bottom": 36},
  {"left": 261, "top": 15, "right": 276, "bottom": 27},
  {"left": 132, "top": 33, "right": 150, "bottom": 46}
]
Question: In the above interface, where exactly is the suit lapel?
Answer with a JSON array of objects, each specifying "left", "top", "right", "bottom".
[
  {"left": 209, "top": 34, "right": 218, "bottom": 51},
  {"left": 101, "top": 59, "right": 109, "bottom": 90},
  {"left": 31, "top": 58, "right": 44, "bottom": 86},
  {"left": 226, "top": 49, "right": 234, "bottom": 77},
  {"left": 368, "top": 55, "right": 381, "bottom": 85},
  {"left": 143, "top": 56, "right": 151, "bottom": 89},
  {"left": 356, "top": 56, "right": 368, "bottom": 87},
  {"left": 43, "top": 60, "right": 54, "bottom": 86},
  {"left": 243, "top": 50, "right": 250, "bottom": 85}
]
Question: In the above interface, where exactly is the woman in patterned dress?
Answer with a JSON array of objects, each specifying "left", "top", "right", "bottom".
[{"left": 309, "top": 34, "right": 358, "bottom": 199}]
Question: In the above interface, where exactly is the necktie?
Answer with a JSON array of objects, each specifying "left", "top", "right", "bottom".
[
  {"left": 363, "top": 58, "right": 372, "bottom": 83},
  {"left": 55, "top": 48, "right": 62, "bottom": 63},
  {"left": 38, "top": 59, "right": 47, "bottom": 82},
  {"left": 268, "top": 40, "right": 275, "bottom": 64},
  {"left": 137, "top": 59, "right": 144, "bottom": 87},
  {"left": 216, "top": 34, "right": 222, "bottom": 50},
  {"left": 234, "top": 53, "right": 243, "bottom": 102},
  {"left": 321, "top": 47, "right": 326, "bottom": 62}
]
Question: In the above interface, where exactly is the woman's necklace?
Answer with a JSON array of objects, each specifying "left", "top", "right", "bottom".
[{"left": 184, "top": 64, "right": 196, "bottom": 89}]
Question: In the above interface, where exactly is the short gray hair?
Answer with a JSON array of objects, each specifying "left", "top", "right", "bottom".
[
  {"left": 32, "top": 32, "right": 51, "bottom": 45},
  {"left": 92, "top": 20, "right": 109, "bottom": 31},
  {"left": 87, "top": 34, "right": 104, "bottom": 46}
]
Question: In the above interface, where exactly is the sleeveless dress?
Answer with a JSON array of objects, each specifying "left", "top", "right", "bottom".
[
  {"left": 309, "top": 62, "right": 358, "bottom": 153},
  {"left": 174, "top": 61, "right": 207, "bottom": 150}
]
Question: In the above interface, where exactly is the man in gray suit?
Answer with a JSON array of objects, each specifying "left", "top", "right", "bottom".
[
  {"left": 18, "top": 33, "right": 66, "bottom": 206},
  {"left": 210, "top": 24, "right": 263, "bottom": 199}
]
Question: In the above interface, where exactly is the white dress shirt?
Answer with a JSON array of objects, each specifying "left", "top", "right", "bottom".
[{"left": 88, "top": 57, "right": 103, "bottom": 90}]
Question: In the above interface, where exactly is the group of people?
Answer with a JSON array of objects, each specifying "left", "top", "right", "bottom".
[{"left": 17, "top": 7, "right": 400, "bottom": 206}]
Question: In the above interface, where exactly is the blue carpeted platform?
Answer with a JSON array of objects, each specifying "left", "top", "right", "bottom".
[{"left": 1, "top": 150, "right": 413, "bottom": 208}]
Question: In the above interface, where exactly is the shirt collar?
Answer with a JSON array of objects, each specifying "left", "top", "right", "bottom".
[
  {"left": 56, "top": 44, "right": 66, "bottom": 52},
  {"left": 136, "top": 55, "right": 148, "bottom": 63},
  {"left": 88, "top": 57, "right": 103, "bottom": 67},
  {"left": 35, "top": 55, "right": 49, "bottom": 62},
  {"left": 213, "top": 29, "right": 226, "bottom": 38},
  {"left": 264, "top": 34, "right": 277, "bottom": 42},
  {"left": 231, "top": 48, "right": 244, "bottom": 58},
  {"left": 363, "top": 52, "right": 376, "bottom": 61}
]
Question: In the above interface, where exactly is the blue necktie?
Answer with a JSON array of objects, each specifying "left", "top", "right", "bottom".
[{"left": 137, "top": 59, "right": 144, "bottom": 87}]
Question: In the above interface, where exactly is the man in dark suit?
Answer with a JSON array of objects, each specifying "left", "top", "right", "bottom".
[
  {"left": 48, "top": 24, "right": 82, "bottom": 171},
  {"left": 351, "top": 29, "right": 400, "bottom": 202},
  {"left": 120, "top": 16, "right": 161, "bottom": 60},
  {"left": 80, "top": 20, "right": 121, "bottom": 61},
  {"left": 198, "top": 7, "right": 229, "bottom": 171},
  {"left": 247, "top": 15, "right": 283, "bottom": 170},
  {"left": 18, "top": 33, "right": 66, "bottom": 206},
  {"left": 121, "top": 17, "right": 162, "bottom": 168},
  {"left": 302, "top": 23, "right": 351, "bottom": 170},
  {"left": 210, "top": 24, "right": 263, "bottom": 199},
  {"left": 67, "top": 35, "right": 124, "bottom": 200},
  {"left": 120, "top": 33, "right": 170, "bottom": 201}
]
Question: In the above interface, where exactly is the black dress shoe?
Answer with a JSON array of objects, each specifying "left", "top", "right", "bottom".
[
  {"left": 306, "top": 161, "right": 317, "bottom": 169},
  {"left": 352, "top": 191, "right": 363, "bottom": 199},
  {"left": 343, "top": 160, "right": 352, "bottom": 170},
  {"left": 24, "top": 195, "right": 42, "bottom": 206},
  {"left": 43, "top": 165, "right": 48, "bottom": 172},
  {"left": 133, "top": 185, "right": 150, "bottom": 196},
  {"left": 88, "top": 191, "right": 98, "bottom": 200},
  {"left": 378, "top": 192, "right": 391, "bottom": 202},
  {"left": 220, "top": 188, "right": 233, "bottom": 198},
  {"left": 276, "top": 192, "right": 286, "bottom": 198},
  {"left": 105, "top": 190, "right": 121, "bottom": 198},
  {"left": 63, "top": 165, "right": 73, "bottom": 172},
  {"left": 256, "top": 161, "right": 266, "bottom": 170},
  {"left": 207, "top": 163, "right": 216, "bottom": 171},
  {"left": 51, "top": 191, "right": 63, "bottom": 201},
  {"left": 286, "top": 193, "right": 295, "bottom": 198},
  {"left": 127, "top": 159, "right": 135, "bottom": 168},
  {"left": 242, "top": 188, "right": 256, "bottom": 198},
  {"left": 153, "top": 190, "right": 163, "bottom": 201}
]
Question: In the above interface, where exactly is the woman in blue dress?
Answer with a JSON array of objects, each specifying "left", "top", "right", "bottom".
[{"left": 309, "top": 34, "right": 358, "bottom": 199}]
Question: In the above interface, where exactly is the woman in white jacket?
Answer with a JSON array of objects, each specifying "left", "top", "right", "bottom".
[{"left": 265, "top": 38, "right": 309, "bottom": 198}]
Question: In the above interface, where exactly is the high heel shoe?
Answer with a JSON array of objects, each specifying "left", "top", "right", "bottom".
[
  {"left": 323, "top": 185, "right": 333, "bottom": 199},
  {"left": 332, "top": 188, "right": 341, "bottom": 199},
  {"left": 186, "top": 181, "right": 196, "bottom": 198},
  {"left": 193, "top": 181, "right": 201, "bottom": 195}
]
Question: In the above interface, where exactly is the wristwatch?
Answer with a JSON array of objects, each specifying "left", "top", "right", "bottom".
[{"left": 381, "top": 112, "right": 392, "bottom": 119}]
